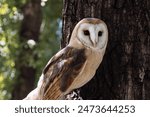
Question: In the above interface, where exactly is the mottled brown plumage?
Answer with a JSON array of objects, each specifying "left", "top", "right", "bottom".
[{"left": 41, "top": 47, "right": 86, "bottom": 99}]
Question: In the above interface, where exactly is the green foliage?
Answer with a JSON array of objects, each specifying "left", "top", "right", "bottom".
[
  {"left": 0, "top": 0, "right": 62, "bottom": 99},
  {"left": 0, "top": 0, "right": 21, "bottom": 99}
]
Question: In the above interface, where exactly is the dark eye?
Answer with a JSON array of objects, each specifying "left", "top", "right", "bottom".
[
  {"left": 98, "top": 31, "right": 103, "bottom": 36},
  {"left": 83, "top": 30, "right": 90, "bottom": 36}
]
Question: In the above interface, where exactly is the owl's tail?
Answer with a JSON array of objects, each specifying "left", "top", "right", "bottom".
[{"left": 42, "top": 77, "right": 64, "bottom": 100}]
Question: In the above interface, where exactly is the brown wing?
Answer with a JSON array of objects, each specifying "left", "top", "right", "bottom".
[{"left": 41, "top": 46, "right": 86, "bottom": 100}]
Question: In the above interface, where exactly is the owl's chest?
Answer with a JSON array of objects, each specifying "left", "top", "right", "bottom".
[{"left": 68, "top": 51, "right": 102, "bottom": 92}]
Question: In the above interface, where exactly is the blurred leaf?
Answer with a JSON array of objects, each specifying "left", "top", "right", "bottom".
[{"left": 0, "top": 3, "right": 9, "bottom": 15}]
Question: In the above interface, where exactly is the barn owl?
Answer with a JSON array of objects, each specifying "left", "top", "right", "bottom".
[{"left": 24, "top": 18, "right": 108, "bottom": 100}]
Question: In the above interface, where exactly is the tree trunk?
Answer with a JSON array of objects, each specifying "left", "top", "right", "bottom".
[
  {"left": 62, "top": 0, "right": 150, "bottom": 99},
  {"left": 12, "top": 0, "right": 42, "bottom": 99}
]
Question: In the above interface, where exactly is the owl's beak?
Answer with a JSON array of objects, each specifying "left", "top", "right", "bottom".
[
  {"left": 90, "top": 38, "right": 97, "bottom": 47},
  {"left": 93, "top": 38, "right": 98, "bottom": 47}
]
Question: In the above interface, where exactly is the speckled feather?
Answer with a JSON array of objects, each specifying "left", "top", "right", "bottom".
[{"left": 41, "top": 47, "right": 86, "bottom": 99}]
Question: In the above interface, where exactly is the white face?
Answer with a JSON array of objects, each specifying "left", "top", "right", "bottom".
[{"left": 77, "top": 23, "right": 108, "bottom": 50}]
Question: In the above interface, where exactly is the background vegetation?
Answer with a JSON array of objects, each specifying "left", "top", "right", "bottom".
[{"left": 0, "top": 0, "right": 62, "bottom": 99}]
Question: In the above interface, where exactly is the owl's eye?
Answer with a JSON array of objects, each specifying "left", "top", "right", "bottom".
[
  {"left": 83, "top": 30, "right": 90, "bottom": 36},
  {"left": 98, "top": 31, "right": 103, "bottom": 36}
]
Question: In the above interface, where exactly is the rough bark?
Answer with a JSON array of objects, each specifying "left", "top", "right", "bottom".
[
  {"left": 12, "top": 0, "right": 42, "bottom": 99},
  {"left": 62, "top": 0, "right": 150, "bottom": 99}
]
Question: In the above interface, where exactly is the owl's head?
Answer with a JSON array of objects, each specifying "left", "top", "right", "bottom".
[{"left": 70, "top": 18, "right": 108, "bottom": 51}]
